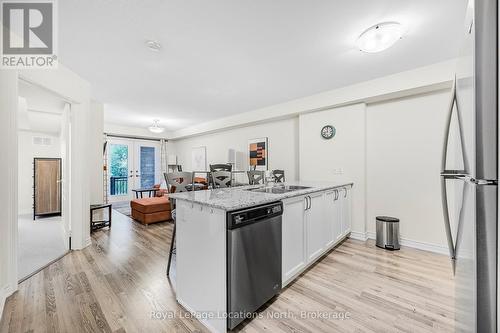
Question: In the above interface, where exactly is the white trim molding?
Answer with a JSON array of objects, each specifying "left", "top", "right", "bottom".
[
  {"left": 348, "top": 231, "right": 368, "bottom": 241},
  {"left": 85, "top": 237, "right": 92, "bottom": 248},
  {"left": 365, "top": 231, "right": 449, "bottom": 255},
  {"left": 0, "top": 284, "right": 12, "bottom": 319}
]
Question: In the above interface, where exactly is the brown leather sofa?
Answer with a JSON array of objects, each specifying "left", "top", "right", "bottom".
[{"left": 130, "top": 196, "right": 172, "bottom": 224}]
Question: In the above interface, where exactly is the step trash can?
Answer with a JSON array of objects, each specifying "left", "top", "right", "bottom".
[{"left": 375, "top": 216, "right": 400, "bottom": 250}]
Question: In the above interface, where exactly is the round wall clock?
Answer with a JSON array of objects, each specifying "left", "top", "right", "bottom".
[{"left": 321, "top": 125, "right": 336, "bottom": 140}]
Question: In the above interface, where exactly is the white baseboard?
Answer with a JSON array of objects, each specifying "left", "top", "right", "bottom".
[
  {"left": 348, "top": 231, "right": 368, "bottom": 241},
  {"left": 70, "top": 236, "right": 92, "bottom": 250},
  {"left": 0, "top": 284, "right": 12, "bottom": 320},
  {"left": 365, "top": 231, "right": 448, "bottom": 255},
  {"left": 177, "top": 298, "right": 221, "bottom": 333},
  {"left": 85, "top": 237, "right": 92, "bottom": 248}
]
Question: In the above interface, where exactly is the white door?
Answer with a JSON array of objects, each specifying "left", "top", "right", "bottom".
[
  {"left": 107, "top": 139, "right": 162, "bottom": 202},
  {"left": 60, "top": 103, "right": 71, "bottom": 250},
  {"left": 282, "top": 196, "right": 307, "bottom": 285},
  {"left": 107, "top": 139, "right": 134, "bottom": 202},
  {"left": 306, "top": 192, "right": 326, "bottom": 262},
  {"left": 134, "top": 140, "right": 162, "bottom": 191}
]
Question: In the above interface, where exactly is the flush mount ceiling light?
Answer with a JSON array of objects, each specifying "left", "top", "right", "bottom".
[
  {"left": 356, "top": 22, "right": 405, "bottom": 53},
  {"left": 148, "top": 119, "right": 165, "bottom": 133},
  {"left": 146, "top": 40, "right": 162, "bottom": 52}
]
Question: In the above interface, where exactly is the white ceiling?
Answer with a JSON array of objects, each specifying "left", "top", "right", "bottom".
[{"left": 59, "top": 0, "right": 467, "bottom": 131}]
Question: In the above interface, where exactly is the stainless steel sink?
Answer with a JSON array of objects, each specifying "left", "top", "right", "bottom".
[{"left": 245, "top": 185, "right": 311, "bottom": 194}]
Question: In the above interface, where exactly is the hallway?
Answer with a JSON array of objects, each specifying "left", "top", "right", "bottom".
[{"left": 18, "top": 214, "right": 66, "bottom": 281}]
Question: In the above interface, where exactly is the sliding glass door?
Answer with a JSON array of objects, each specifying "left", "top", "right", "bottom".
[{"left": 107, "top": 139, "right": 161, "bottom": 202}]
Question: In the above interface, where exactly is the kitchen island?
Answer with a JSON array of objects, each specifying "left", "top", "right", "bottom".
[{"left": 169, "top": 181, "right": 353, "bottom": 333}]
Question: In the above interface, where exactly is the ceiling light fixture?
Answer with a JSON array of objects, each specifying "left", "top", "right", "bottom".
[
  {"left": 148, "top": 119, "right": 165, "bottom": 133},
  {"left": 146, "top": 40, "right": 162, "bottom": 52},
  {"left": 356, "top": 22, "right": 404, "bottom": 53}
]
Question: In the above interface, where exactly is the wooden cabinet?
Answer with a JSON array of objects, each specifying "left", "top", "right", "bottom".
[
  {"left": 282, "top": 195, "right": 307, "bottom": 284},
  {"left": 282, "top": 186, "right": 352, "bottom": 286},
  {"left": 305, "top": 192, "right": 326, "bottom": 262}
]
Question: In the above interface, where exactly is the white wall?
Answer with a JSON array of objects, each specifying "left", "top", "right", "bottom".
[
  {"left": 169, "top": 89, "right": 452, "bottom": 253},
  {"left": 90, "top": 102, "right": 104, "bottom": 204},
  {"left": 299, "top": 104, "right": 367, "bottom": 237},
  {"left": 0, "top": 64, "right": 100, "bottom": 315},
  {"left": 0, "top": 70, "right": 19, "bottom": 317},
  {"left": 366, "top": 90, "right": 451, "bottom": 251},
  {"left": 20, "top": 66, "right": 97, "bottom": 250},
  {"left": 170, "top": 60, "right": 455, "bottom": 139},
  {"left": 17, "top": 131, "right": 61, "bottom": 215},
  {"left": 170, "top": 117, "right": 299, "bottom": 181}
]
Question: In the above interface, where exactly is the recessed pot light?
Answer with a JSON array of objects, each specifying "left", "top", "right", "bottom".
[
  {"left": 356, "top": 22, "right": 405, "bottom": 53},
  {"left": 146, "top": 40, "right": 162, "bottom": 52}
]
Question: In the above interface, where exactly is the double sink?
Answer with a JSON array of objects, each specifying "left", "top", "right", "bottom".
[{"left": 245, "top": 185, "right": 311, "bottom": 194}]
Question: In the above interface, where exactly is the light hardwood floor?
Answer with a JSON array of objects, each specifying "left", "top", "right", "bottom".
[{"left": 1, "top": 211, "right": 455, "bottom": 333}]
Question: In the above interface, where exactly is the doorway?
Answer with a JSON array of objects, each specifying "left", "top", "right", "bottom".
[
  {"left": 17, "top": 80, "right": 71, "bottom": 281},
  {"left": 107, "top": 138, "right": 161, "bottom": 203}
]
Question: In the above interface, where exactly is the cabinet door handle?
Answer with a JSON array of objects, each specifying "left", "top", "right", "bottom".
[
  {"left": 343, "top": 187, "right": 348, "bottom": 198},
  {"left": 308, "top": 196, "right": 312, "bottom": 209},
  {"left": 304, "top": 196, "right": 311, "bottom": 210}
]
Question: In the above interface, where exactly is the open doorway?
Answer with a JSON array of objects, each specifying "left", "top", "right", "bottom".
[{"left": 17, "top": 80, "right": 71, "bottom": 281}]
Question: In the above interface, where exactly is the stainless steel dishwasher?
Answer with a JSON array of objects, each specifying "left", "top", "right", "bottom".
[{"left": 226, "top": 201, "right": 283, "bottom": 330}]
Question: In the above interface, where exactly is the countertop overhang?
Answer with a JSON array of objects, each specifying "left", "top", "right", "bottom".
[{"left": 168, "top": 181, "right": 354, "bottom": 211}]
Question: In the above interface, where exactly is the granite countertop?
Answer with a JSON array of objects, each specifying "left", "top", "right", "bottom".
[{"left": 168, "top": 181, "right": 353, "bottom": 211}]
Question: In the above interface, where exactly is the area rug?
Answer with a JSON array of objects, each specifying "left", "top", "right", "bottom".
[{"left": 112, "top": 201, "right": 131, "bottom": 217}]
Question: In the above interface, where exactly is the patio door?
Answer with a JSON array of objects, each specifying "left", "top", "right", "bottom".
[
  {"left": 107, "top": 139, "right": 161, "bottom": 202},
  {"left": 134, "top": 141, "right": 161, "bottom": 190}
]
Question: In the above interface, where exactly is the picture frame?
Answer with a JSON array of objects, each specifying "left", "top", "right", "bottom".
[{"left": 248, "top": 137, "right": 268, "bottom": 171}]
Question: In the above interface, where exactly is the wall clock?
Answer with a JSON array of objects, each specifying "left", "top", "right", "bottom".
[{"left": 321, "top": 125, "right": 336, "bottom": 140}]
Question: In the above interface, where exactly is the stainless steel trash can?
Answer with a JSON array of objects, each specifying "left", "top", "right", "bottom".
[{"left": 375, "top": 216, "right": 400, "bottom": 250}]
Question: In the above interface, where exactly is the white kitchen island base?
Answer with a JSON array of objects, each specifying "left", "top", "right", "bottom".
[
  {"left": 172, "top": 182, "right": 353, "bottom": 333},
  {"left": 176, "top": 201, "right": 227, "bottom": 333}
]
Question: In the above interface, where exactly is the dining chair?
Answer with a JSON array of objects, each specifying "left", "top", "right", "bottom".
[
  {"left": 208, "top": 164, "right": 232, "bottom": 188},
  {"left": 211, "top": 171, "right": 232, "bottom": 188},
  {"left": 247, "top": 170, "right": 265, "bottom": 185},
  {"left": 164, "top": 171, "right": 193, "bottom": 277},
  {"left": 165, "top": 172, "right": 193, "bottom": 193},
  {"left": 209, "top": 163, "right": 233, "bottom": 172},
  {"left": 272, "top": 169, "right": 285, "bottom": 183}
]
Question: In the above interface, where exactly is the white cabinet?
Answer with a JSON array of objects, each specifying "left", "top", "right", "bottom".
[
  {"left": 305, "top": 192, "right": 326, "bottom": 262},
  {"left": 282, "top": 186, "right": 352, "bottom": 287},
  {"left": 325, "top": 190, "right": 342, "bottom": 246},
  {"left": 340, "top": 186, "right": 352, "bottom": 235},
  {"left": 282, "top": 195, "right": 307, "bottom": 284}
]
